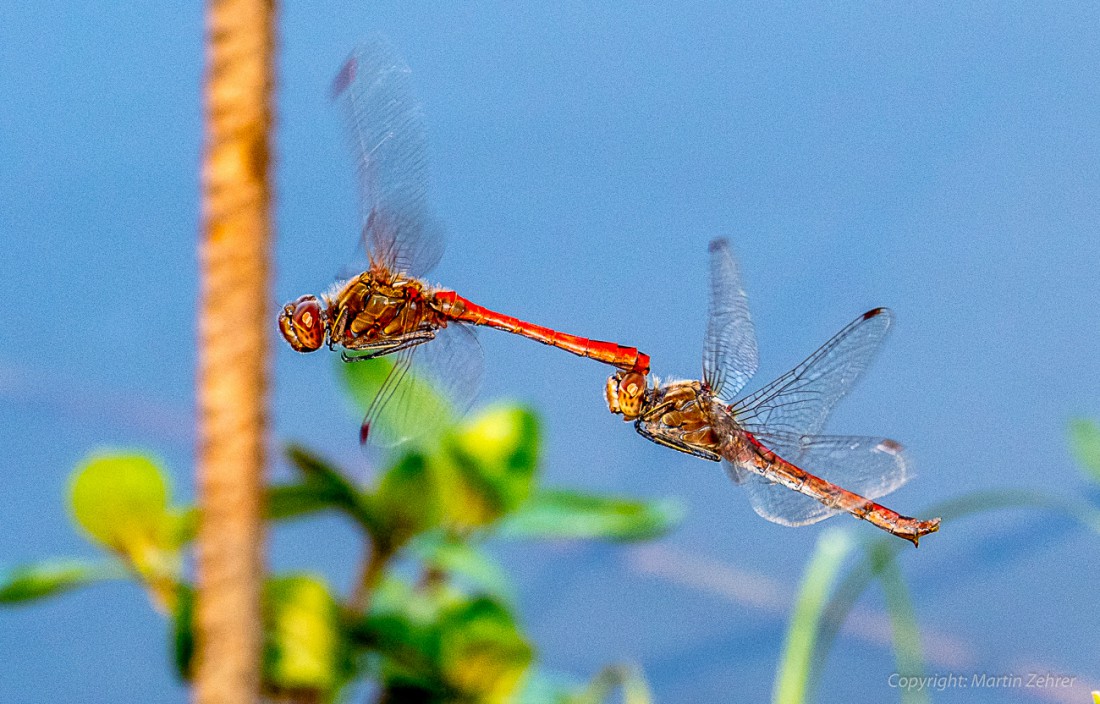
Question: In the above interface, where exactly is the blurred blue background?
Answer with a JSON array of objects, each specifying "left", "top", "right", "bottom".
[{"left": 2, "top": 2, "right": 1098, "bottom": 701}]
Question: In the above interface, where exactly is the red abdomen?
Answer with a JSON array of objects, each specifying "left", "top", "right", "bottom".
[{"left": 432, "top": 290, "right": 649, "bottom": 374}]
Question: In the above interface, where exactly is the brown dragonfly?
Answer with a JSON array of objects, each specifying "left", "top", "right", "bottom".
[
  {"left": 279, "top": 39, "right": 647, "bottom": 444},
  {"left": 606, "top": 239, "right": 940, "bottom": 545}
]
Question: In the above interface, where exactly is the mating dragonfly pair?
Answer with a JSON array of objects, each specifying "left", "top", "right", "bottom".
[{"left": 280, "top": 40, "right": 940, "bottom": 546}]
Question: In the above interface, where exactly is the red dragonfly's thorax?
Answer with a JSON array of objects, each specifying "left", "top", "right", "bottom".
[{"left": 327, "top": 271, "right": 441, "bottom": 347}]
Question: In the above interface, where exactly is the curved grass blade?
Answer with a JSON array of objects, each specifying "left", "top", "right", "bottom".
[
  {"left": 867, "top": 543, "right": 929, "bottom": 704},
  {"left": 772, "top": 528, "right": 856, "bottom": 704},
  {"left": 1069, "top": 418, "right": 1100, "bottom": 484}
]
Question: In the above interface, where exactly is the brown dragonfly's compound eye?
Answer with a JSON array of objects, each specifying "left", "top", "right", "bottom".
[
  {"left": 279, "top": 295, "right": 325, "bottom": 352},
  {"left": 615, "top": 371, "right": 646, "bottom": 420}
]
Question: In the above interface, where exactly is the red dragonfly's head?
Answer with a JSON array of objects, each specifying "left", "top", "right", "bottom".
[
  {"left": 606, "top": 371, "right": 647, "bottom": 420},
  {"left": 279, "top": 295, "right": 327, "bottom": 352}
]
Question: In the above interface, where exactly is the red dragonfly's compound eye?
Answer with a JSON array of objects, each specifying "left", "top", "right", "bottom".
[
  {"left": 280, "top": 295, "right": 325, "bottom": 352},
  {"left": 294, "top": 298, "right": 319, "bottom": 330}
]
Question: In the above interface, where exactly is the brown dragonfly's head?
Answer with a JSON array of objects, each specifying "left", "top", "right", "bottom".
[
  {"left": 606, "top": 371, "right": 647, "bottom": 420},
  {"left": 279, "top": 295, "right": 327, "bottom": 352}
]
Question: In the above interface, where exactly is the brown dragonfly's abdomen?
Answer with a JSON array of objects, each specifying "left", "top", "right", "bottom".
[
  {"left": 432, "top": 290, "right": 649, "bottom": 374},
  {"left": 738, "top": 432, "right": 941, "bottom": 546},
  {"left": 329, "top": 273, "right": 441, "bottom": 348}
]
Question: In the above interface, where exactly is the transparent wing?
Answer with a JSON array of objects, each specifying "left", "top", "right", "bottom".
[
  {"left": 725, "top": 433, "right": 910, "bottom": 526},
  {"left": 350, "top": 323, "right": 483, "bottom": 447},
  {"left": 333, "top": 38, "right": 444, "bottom": 278},
  {"left": 702, "top": 238, "right": 758, "bottom": 400},
  {"left": 358, "top": 346, "right": 416, "bottom": 446},
  {"left": 731, "top": 308, "right": 893, "bottom": 438}
]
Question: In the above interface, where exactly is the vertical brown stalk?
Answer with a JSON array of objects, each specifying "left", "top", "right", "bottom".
[{"left": 195, "top": 0, "right": 275, "bottom": 702}]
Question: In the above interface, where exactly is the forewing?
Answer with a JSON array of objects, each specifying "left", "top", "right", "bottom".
[
  {"left": 731, "top": 308, "right": 893, "bottom": 439},
  {"left": 702, "top": 239, "right": 758, "bottom": 400},
  {"left": 358, "top": 323, "right": 484, "bottom": 447},
  {"left": 726, "top": 433, "right": 910, "bottom": 526},
  {"left": 333, "top": 38, "right": 444, "bottom": 278}
]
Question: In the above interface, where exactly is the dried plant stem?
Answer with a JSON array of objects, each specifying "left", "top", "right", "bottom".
[{"left": 194, "top": 0, "right": 275, "bottom": 702}]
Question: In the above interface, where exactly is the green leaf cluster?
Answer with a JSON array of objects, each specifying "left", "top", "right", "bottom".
[{"left": 2, "top": 356, "right": 676, "bottom": 703}]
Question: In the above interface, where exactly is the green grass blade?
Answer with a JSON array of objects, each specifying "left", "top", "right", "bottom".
[
  {"left": 773, "top": 528, "right": 856, "bottom": 704},
  {"left": 869, "top": 544, "right": 929, "bottom": 704},
  {"left": 1068, "top": 418, "right": 1100, "bottom": 484}
]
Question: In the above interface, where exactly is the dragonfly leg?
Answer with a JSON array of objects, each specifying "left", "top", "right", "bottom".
[
  {"left": 341, "top": 331, "right": 435, "bottom": 362},
  {"left": 638, "top": 398, "right": 677, "bottom": 422},
  {"left": 635, "top": 421, "right": 722, "bottom": 462},
  {"left": 327, "top": 307, "right": 350, "bottom": 351}
]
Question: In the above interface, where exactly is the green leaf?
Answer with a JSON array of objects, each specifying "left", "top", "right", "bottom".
[
  {"left": 438, "top": 596, "right": 533, "bottom": 703},
  {"left": 68, "top": 452, "right": 184, "bottom": 597},
  {"left": 264, "top": 574, "right": 344, "bottom": 693},
  {"left": 773, "top": 528, "right": 856, "bottom": 704},
  {"left": 352, "top": 576, "right": 452, "bottom": 694},
  {"left": 69, "top": 452, "right": 173, "bottom": 555},
  {"left": 499, "top": 489, "right": 682, "bottom": 542},
  {"left": 0, "top": 559, "right": 127, "bottom": 605},
  {"left": 172, "top": 584, "right": 195, "bottom": 681},
  {"left": 409, "top": 532, "right": 514, "bottom": 604},
  {"left": 357, "top": 613, "right": 444, "bottom": 694},
  {"left": 572, "top": 664, "right": 652, "bottom": 704},
  {"left": 1069, "top": 418, "right": 1100, "bottom": 484},
  {"left": 450, "top": 405, "right": 541, "bottom": 497},
  {"left": 339, "top": 355, "right": 459, "bottom": 447},
  {"left": 167, "top": 507, "right": 198, "bottom": 549},
  {"left": 438, "top": 405, "right": 542, "bottom": 528},
  {"left": 366, "top": 574, "right": 456, "bottom": 627},
  {"left": 355, "top": 581, "right": 531, "bottom": 700},
  {"left": 284, "top": 444, "right": 377, "bottom": 532},
  {"left": 358, "top": 609, "right": 439, "bottom": 668},
  {"left": 266, "top": 483, "right": 338, "bottom": 521},
  {"left": 374, "top": 452, "right": 441, "bottom": 552}
]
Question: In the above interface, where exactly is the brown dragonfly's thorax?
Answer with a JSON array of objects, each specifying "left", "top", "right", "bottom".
[
  {"left": 327, "top": 272, "right": 441, "bottom": 347},
  {"left": 631, "top": 380, "right": 725, "bottom": 460}
]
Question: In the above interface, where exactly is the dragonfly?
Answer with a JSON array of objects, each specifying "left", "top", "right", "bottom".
[
  {"left": 280, "top": 39, "right": 648, "bottom": 444},
  {"left": 606, "top": 239, "right": 940, "bottom": 545}
]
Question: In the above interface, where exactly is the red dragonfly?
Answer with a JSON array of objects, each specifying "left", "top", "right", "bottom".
[
  {"left": 606, "top": 239, "right": 940, "bottom": 545},
  {"left": 279, "top": 39, "right": 648, "bottom": 444}
]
